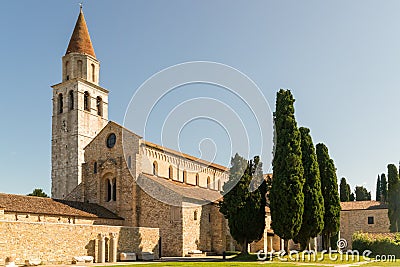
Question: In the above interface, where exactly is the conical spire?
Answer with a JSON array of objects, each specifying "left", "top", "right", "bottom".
[{"left": 66, "top": 7, "right": 96, "bottom": 58}]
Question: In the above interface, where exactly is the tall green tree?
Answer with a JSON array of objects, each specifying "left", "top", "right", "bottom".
[
  {"left": 270, "top": 89, "right": 304, "bottom": 253},
  {"left": 376, "top": 175, "right": 381, "bottom": 201},
  {"left": 387, "top": 164, "right": 400, "bottom": 232},
  {"left": 340, "top": 177, "right": 350, "bottom": 202},
  {"left": 381, "top": 173, "right": 388, "bottom": 202},
  {"left": 349, "top": 191, "right": 355, "bottom": 201},
  {"left": 293, "top": 127, "right": 324, "bottom": 250},
  {"left": 316, "top": 143, "right": 341, "bottom": 250},
  {"left": 27, "top": 188, "right": 49, "bottom": 198},
  {"left": 219, "top": 154, "right": 267, "bottom": 254},
  {"left": 355, "top": 186, "right": 371, "bottom": 201}
]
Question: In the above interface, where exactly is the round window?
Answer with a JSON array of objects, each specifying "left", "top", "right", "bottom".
[{"left": 106, "top": 133, "right": 116, "bottom": 148}]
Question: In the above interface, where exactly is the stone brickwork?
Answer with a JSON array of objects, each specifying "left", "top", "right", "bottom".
[
  {"left": 2, "top": 211, "right": 121, "bottom": 226},
  {"left": 0, "top": 220, "right": 159, "bottom": 265},
  {"left": 340, "top": 208, "right": 389, "bottom": 248},
  {"left": 142, "top": 143, "right": 228, "bottom": 191},
  {"left": 51, "top": 12, "right": 108, "bottom": 199}
]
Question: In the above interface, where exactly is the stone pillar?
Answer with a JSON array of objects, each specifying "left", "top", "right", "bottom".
[
  {"left": 269, "top": 236, "right": 273, "bottom": 252},
  {"left": 97, "top": 234, "right": 106, "bottom": 263},
  {"left": 263, "top": 232, "right": 268, "bottom": 253},
  {"left": 109, "top": 233, "right": 118, "bottom": 263}
]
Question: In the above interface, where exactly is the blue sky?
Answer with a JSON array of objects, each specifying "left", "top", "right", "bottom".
[{"left": 1, "top": 0, "right": 400, "bottom": 198}]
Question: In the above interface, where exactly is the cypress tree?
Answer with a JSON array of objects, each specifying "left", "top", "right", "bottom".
[
  {"left": 349, "top": 191, "right": 355, "bottom": 201},
  {"left": 316, "top": 143, "right": 341, "bottom": 249},
  {"left": 293, "top": 127, "right": 324, "bottom": 250},
  {"left": 387, "top": 164, "right": 400, "bottom": 232},
  {"left": 381, "top": 173, "right": 388, "bottom": 202},
  {"left": 376, "top": 175, "right": 381, "bottom": 201},
  {"left": 355, "top": 186, "right": 371, "bottom": 201},
  {"left": 340, "top": 177, "right": 350, "bottom": 202},
  {"left": 219, "top": 154, "right": 267, "bottom": 254},
  {"left": 270, "top": 89, "right": 304, "bottom": 253}
]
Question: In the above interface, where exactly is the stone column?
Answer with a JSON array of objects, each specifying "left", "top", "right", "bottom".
[
  {"left": 97, "top": 234, "right": 106, "bottom": 263},
  {"left": 269, "top": 236, "right": 273, "bottom": 252},
  {"left": 109, "top": 233, "right": 118, "bottom": 263},
  {"left": 263, "top": 232, "right": 268, "bottom": 253}
]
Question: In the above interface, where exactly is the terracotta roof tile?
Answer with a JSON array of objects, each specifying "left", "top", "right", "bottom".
[
  {"left": 139, "top": 173, "right": 223, "bottom": 206},
  {"left": 0, "top": 193, "right": 122, "bottom": 220},
  {"left": 340, "top": 201, "right": 388, "bottom": 211},
  {"left": 66, "top": 9, "right": 96, "bottom": 58}
]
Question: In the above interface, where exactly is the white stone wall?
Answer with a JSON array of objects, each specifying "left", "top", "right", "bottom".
[{"left": 141, "top": 144, "right": 228, "bottom": 191}]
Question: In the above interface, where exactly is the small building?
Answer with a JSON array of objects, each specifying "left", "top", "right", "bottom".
[{"left": 340, "top": 200, "right": 389, "bottom": 249}]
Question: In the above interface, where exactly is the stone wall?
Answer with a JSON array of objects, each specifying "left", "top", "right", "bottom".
[
  {"left": 0, "top": 220, "right": 159, "bottom": 265},
  {"left": 2, "top": 211, "right": 122, "bottom": 226},
  {"left": 142, "top": 144, "right": 228, "bottom": 190},
  {"left": 340, "top": 209, "right": 389, "bottom": 248}
]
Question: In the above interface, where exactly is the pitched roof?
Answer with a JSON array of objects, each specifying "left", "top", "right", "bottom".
[
  {"left": 0, "top": 193, "right": 122, "bottom": 220},
  {"left": 138, "top": 173, "right": 223, "bottom": 206},
  {"left": 66, "top": 8, "right": 96, "bottom": 58},
  {"left": 341, "top": 201, "right": 388, "bottom": 211}
]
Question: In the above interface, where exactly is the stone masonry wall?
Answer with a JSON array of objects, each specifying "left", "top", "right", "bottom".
[
  {"left": 0, "top": 220, "right": 159, "bottom": 265},
  {"left": 340, "top": 209, "right": 389, "bottom": 248}
]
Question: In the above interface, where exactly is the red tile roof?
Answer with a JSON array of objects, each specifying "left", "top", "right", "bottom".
[
  {"left": 340, "top": 201, "right": 388, "bottom": 211},
  {"left": 66, "top": 8, "right": 96, "bottom": 58},
  {"left": 0, "top": 193, "right": 122, "bottom": 220}
]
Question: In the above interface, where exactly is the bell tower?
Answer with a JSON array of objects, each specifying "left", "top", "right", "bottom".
[{"left": 51, "top": 8, "right": 109, "bottom": 199}]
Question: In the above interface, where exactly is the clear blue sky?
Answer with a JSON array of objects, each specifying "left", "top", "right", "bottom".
[{"left": 1, "top": 0, "right": 400, "bottom": 198}]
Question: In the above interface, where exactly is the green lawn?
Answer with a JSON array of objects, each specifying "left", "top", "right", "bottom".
[{"left": 108, "top": 263, "right": 320, "bottom": 267}]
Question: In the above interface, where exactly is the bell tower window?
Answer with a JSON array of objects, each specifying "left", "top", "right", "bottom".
[
  {"left": 58, "top": 93, "right": 63, "bottom": 114},
  {"left": 91, "top": 64, "right": 95, "bottom": 82},
  {"left": 96, "top": 96, "right": 103, "bottom": 116},
  {"left": 69, "top": 91, "right": 74, "bottom": 110},
  {"left": 77, "top": 60, "right": 83, "bottom": 78},
  {"left": 65, "top": 61, "right": 69, "bottom": 81},
  {"left": 84, "top": 91, "right": 90, "bottom": 111}
]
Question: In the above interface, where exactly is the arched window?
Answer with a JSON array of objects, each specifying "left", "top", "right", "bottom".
[
  {"left": 169, "top": 166, "right": 173, "bottom": 179},
  {"left": 183, "top": 171, "right": 187, "bottom": 183},
  {"left": 58, "top": 93, "right": 63, "bottom": 114},
  {"left": 196, "top": 174, "right": 199, "bottom": 186},
  {"left": 112, "top": 178, "right": 117, "bottom": 201},
  {"left": 69, "top": 90, "right": 74, "bottom": 110},
  {"left": 77, "top": 60, "right": 83, "bottom": 78},
  {"left": 106, "top": 178, "right": 117, "bottom": 202},
  {"left": 194, "top": 210, "right": 198, "bottom": 221},
  {"left": 106, "top": 179, "right": 112, "bottom": 202},
  {"left": 65, "top": 61, "right": 69, "bottom": 80},
  {"left": 96, "top": 96, "right": 103, "bottom": 116},
  {"left": 153, "top": 161, "right": 158, "bottom": 175},
  {"left": 91, "top": 64, "right": 95, "bottom": 82},
  {"left": 94, "top": 162, "right": 97, "bottom": 174},
  {"left": 207, "top": 176, "right": 211, "bottom": 189},
  {"left": 127, "top": 156, "right": 132, "bottom": 169},
  {"left": 84, "top": 91, "right": 90, "bottom": 111}
]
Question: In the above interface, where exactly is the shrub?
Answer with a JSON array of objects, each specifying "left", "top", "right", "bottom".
[{"left": 352, "top": 232, "right": 400, "bottom": 257}]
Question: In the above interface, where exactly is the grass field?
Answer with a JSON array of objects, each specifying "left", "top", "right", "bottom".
[{"left": 103, "top": 252, "right": 400, "bottom": 266}]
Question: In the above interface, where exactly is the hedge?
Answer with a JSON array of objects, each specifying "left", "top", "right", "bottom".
[{"left": 352, "top": 232, "right": 400, "bottom": 257}]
